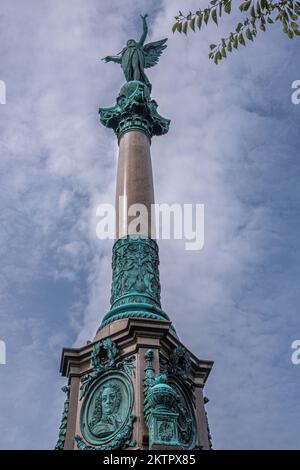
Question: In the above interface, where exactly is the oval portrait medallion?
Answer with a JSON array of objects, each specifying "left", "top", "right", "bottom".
[{"left": 80, "top": 370, "right": 134, "bottom": 447}]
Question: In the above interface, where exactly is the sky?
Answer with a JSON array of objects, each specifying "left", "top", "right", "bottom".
[{"left": 0, "top": 0, "right": 299, "bottom": 450}]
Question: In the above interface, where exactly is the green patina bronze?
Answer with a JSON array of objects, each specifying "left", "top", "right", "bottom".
[
  {"left": 144, "top": 349, "right": 198, "bottom": 449},
  {"left": 91, "top": 338, "right": 118, "bottom": 369},
  {"left": 169, "top": 378, "right": 197, "bottom": 449},
  {"left": 54, "top": 385, "right": 70, "bottom": 450},
  {"left": 75, "top": 416, "right": 136, "bottom": 451},
  {"left": 102, "top": 14, "right": 167, "bottom": 91},
  {"left": 111, "top": 235, "right": 161, "bottom": 307},
  {"left": 98, "top": 236, "right": 170, "bottom": 332},
  {"left": 146, "top": 374, "right": 180, "bottom": 447},
  {"left": 166, "top": 346, "right": 192, "bottom": 381},
  {"left": 99, "top": 15, "right": 170, "bottom": 140},
  {"left": 79, "top": 371, "right": 135, "bottom": 450},
  {"left": 77, "top": 339, "right": 136, "bottom": 450},
  {"left": 144, "top": 350, "right": 180, "bottom": 448},
  {"left": 80, "top": 338, "right": 135, "bottom": 400},
  {"left": 99, "top": 80, "right": 170, "bottom": 140}
]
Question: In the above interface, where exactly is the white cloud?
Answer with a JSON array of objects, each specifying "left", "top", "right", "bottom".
[{"left": 0, "top": 0, "right": 299, "bottom": 449}]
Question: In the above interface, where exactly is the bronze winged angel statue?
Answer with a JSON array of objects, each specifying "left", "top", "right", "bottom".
[{"left": 102, "top": 14, "right": 167, "bottom": 91}]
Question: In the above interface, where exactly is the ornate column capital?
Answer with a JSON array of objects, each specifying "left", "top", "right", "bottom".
[{"left": 99, "top": 81, "right": 170, "bottom": 141}]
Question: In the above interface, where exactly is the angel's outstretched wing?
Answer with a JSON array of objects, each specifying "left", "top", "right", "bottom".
[{"left": 143, "top": 39, "right": 168, "bottom": 69}]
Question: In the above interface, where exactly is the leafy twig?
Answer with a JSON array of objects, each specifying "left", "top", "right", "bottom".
[{"left": 173, "top": 1, "right": 300, "bottom": 63}]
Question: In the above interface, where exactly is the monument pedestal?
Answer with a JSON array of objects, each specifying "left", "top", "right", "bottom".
[{"left": 58, "top": 318, "right": 213, "bottom": 450}]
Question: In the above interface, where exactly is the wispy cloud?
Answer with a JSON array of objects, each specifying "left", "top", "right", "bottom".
[{"left": 0, "top": 0, "right": 299, "bottom": 449}]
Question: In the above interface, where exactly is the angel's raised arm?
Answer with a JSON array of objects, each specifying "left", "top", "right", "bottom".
[{"left": 139, "top": 14, "right": 148, "bottom": 46}]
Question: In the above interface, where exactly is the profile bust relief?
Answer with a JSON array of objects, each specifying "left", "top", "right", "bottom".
[
  {"left": 90, "top": 383, "right": 122, "bottom": 438},
  {"left": 80, "top": 371, "right": 134, "bottom": 447}
]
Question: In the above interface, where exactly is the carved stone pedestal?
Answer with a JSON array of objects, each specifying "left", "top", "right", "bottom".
[{"left": 57, "top": 318, "right": 213, "bottom": 451}]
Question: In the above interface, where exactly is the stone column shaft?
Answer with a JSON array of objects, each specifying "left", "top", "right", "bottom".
[{"left": 116, "top": 130, "right": 155, "bottom": 239}]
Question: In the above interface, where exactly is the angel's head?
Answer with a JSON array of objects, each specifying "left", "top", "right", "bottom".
[{"left": 127, "top": 39, "right": 136, "bottom": 47}]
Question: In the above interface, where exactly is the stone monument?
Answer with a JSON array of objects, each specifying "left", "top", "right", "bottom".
[{"left": 55, "top": 14, "right": 213, "bottom": 451}]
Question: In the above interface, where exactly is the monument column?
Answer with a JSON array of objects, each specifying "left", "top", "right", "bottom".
[{"left": 56, "top": 15, "right": 213, "bottom": 452}]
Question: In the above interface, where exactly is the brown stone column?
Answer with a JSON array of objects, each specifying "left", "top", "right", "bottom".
[{"left": 116, "top": 130, "right": 155, "bottom": 239}]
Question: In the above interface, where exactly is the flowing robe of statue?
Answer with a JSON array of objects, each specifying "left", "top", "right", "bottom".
[{"left": 121, "top": 42, "right": 148, "bottom": 84}]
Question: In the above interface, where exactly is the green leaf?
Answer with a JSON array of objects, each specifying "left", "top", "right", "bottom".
[
  {"left": 190, "top": 17, "right": 196, "bottom": 31},
  {"left": 210, "top": 43, "right": 217, "bottom": 50},
  {"left": 197, "top": 13, "right": 203, "bottom": 29},
  {"left": 246, "top": 28, "right": 254, "bottom": 40},
  {"left": 257, "top": 2, "right": 261, "bottom": 15},
  {"left": 212, "top": 8, "right": 218, "bottom": 25},
  {"left": 224, "top": 0, "right": 232, "bottom": 14},
  {"left": 261, "top": 0, "right": 267, "bottom": 9},
  {"left": 172, "top": 23, "right": 178, "bottom": 33},
  {"left": 182, "top": 21, "right": 188, "bottom": 34},
  {"left": 282, "top": 10, "right": 288, "bottom": 22},
  {"left": 260, "top": 22, "right": 266, "bottom": 31},
  {"left": 221, "top": 47, "right": 227, "bottom": 58},
  {"left": 240, "top": 1, "right": 252, "bottom": 12},
  {"left": 239, "top": 33, "right": 246, "bottom": 45},
  {"left": 204, "top": 8, "right": 210, "bottom": 24},
  {"left": 236, "top": 22, "right": 244, "bottom": 33}
]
